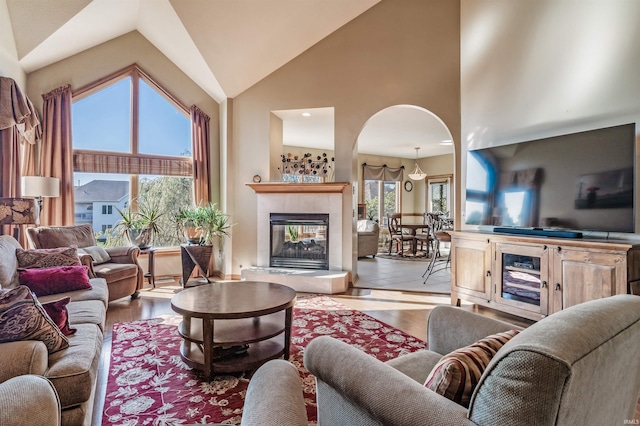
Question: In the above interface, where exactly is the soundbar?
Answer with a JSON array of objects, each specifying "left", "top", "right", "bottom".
[{"left": 493, "top": 227, "right": 583, "bottom": 239}]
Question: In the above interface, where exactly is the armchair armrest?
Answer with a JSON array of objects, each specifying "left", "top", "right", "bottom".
[
  {"left": 105, "top": 246, "right": 141, "bottom": 264},
  {"left": 304, "top": 336, "right": 472, "bottom": 426},
  {"left": 427, "top": 305, "right": 521, "bottom": 355},
  {"left": 0, "top": 375, "right": 61, "bottom": 426},
  {"left": 0, "top": 341, "right": 48, "bottom": 383},
  {"left": 78, "top": 254, "right": 97, "bottom": 278},
  {"left": 241, "top": 360, "right": 307, "bottom": 426}
]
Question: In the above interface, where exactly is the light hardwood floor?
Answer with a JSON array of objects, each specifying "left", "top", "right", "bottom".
[{"left": 92, "top": 280, "right": 639, "bottom": 425}]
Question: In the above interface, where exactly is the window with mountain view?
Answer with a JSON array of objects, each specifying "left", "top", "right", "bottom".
[{"left": 72, "top": 66, "right": 194, "bottom": 247}]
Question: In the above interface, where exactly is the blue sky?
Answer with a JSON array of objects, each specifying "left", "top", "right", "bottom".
[{"left": 72, "top": 77, "right": 190, "bottom": 186}]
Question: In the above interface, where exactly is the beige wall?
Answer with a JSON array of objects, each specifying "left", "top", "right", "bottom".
[
  {"left": 461, "top": 0, "right": 640, "bottom": 232},
  {"left": 231, "top": 0, "right": 461, "bottom": 278},
  {"left": 0, "top": 0, "right": 25, "bottom": 87},
  {"left": 24, "top": 30, "right": 221, "bottom": 205}
]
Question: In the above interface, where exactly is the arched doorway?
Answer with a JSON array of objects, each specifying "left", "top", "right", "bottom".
[{"left": 355, "top": 105, "right": 455, "bottom": 293}]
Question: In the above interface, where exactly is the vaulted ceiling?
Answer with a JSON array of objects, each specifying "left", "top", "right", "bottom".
[
  {"left": 4, "top": 0, "right": 454, "bottom": 159},
  {"left": 6, "top": 0, "right": 380, "bottom": 101}
]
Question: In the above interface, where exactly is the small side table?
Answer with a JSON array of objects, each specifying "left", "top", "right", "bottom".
[
  {"left": 140, "top": 247, "right": 157, "bottom": 288},
  {"left": 180, "top": 244, "right": 213, "bottom": 287}
]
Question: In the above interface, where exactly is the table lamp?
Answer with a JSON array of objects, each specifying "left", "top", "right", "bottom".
[
  {"left": 0, "top": 197, "right": 37, "bottom": 239},
  {"left": 21, "top": 176, "right": 60, "bottom": 224}
]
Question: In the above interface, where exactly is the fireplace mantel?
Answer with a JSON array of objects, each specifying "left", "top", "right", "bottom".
[{"left": 246, "top": 182, "right": 349, "bottom": 194}]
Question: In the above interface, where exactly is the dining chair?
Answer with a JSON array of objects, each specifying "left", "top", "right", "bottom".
[
  {"left": 414, "top": 212, "right": 435, "bottom": 257},
  {"left": 387, "top": 213, "right": 415, "bottom": 257},
  {"left": 422, "top": 214, "right": 452, "bottom": 283}
]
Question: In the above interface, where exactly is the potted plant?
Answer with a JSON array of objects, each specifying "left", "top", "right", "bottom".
[
  {"left": 114, "top": 200, "right": 164, "bottom": 249},
  {"left": 175, "top": 202, "right": 232, "bottom": 246}
]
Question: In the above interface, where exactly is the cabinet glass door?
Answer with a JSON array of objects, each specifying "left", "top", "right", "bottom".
[{"left": 495, "top": 243, "right": 548, "bottom": 315}]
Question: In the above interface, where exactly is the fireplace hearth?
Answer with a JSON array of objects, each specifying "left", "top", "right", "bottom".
[{"left": 270, "top": 213, "right": 329, "bottom": 270}]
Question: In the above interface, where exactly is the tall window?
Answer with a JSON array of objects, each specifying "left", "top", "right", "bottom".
[
  {"left": 72, "top": 66, "right": 194, "bottom": 247},
  {"left": 364, "top": 180, "right": 400, "bottom": 227},
  {"left": 427, "top": 175, "right": 452, "bottom": 214}
]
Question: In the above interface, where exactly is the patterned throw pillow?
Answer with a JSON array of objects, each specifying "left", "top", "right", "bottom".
[
  {"left": 0, "top": 286, "right": 69, "bottom": 353},
  {"left": 42, "top": 296, "right": 76, "bottom": 336},
  {"left": 424, "top": 329, "right": 519, "bottom": 407},
  {"left": 18, "top": 265, "right": 92, "bottom": 297},
  {"left": 16, "top": 246, "right": 81, "bottom": 269}
]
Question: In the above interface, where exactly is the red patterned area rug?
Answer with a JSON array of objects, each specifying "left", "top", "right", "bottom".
[{"left": 102, "top": 296, "right": 427, "bottom": 425}]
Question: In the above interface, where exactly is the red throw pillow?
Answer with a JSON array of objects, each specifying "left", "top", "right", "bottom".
[
  {"left": 42, "top": 297, "right": 76, "bottom": 336},
  {"left": 18, "top": 265, "right": 92, "bottom": 297}
]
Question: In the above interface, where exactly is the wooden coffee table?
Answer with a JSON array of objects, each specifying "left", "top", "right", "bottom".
[{"left": 170, "top": 281, "right": 296, "bottom": 380}]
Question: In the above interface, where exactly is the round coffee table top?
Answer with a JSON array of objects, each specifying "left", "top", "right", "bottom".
[{"left": 171, "top": 281, "right": 296, "bottom": 319}]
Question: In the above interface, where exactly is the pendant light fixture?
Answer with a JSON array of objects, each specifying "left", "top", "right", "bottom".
[{"left": 408, "top": 147, "right": 427, "bottom": 180}]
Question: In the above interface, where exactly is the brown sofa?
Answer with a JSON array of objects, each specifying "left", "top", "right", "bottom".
[
  {"left": 0, "top": 235, "right": 107, "bottom": 425},
  {"left": 27, "top": 224, "right": 143, "bottom": 301}
]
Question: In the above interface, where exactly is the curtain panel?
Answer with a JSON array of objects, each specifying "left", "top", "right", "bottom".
[
  {"left": 0, "top": 77, "right": 40, "bottom": 197},
  {"left": 41, "top": 85, "right": 74, "bottom": 226},
  {"left": 73, "top": 151, "right": 193, "bottom": 176},
  {"left": 362, "top": 164, "right": 404, "bottom": 182},
  {"left": 191, "top": 105, "right": 210, "bottom": 204}
]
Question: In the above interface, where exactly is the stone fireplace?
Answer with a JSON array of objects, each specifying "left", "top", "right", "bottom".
[{"left": 243, "top": 182, "right": 349, "bottom": 293}]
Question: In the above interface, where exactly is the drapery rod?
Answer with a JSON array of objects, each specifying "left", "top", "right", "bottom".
[{"left": 361, "top": 163, "right": 405, "bottom": 169}]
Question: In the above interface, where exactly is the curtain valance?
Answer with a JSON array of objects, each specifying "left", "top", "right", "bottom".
[
  {"left": 74, "top": 151, "right": 193, "bottom": 176},
  {"left": 362, "top": 164, "right": 404, "bottom": 182}
]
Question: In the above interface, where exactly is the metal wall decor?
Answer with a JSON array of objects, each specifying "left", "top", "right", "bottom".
[{"left": 280, "top": 152, "right": 334, "bottom": 177}]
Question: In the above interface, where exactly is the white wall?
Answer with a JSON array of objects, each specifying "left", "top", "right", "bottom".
[
  {"left": 461, "top": 0, "right": 640, "bottom": 231},
  {"left": 0, "top": 0, "right": 24, "bottom": 86}
]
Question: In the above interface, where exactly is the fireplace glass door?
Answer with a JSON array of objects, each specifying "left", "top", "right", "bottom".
[{"left": 270, "top": 213, "right": 329, "bottom": 269}]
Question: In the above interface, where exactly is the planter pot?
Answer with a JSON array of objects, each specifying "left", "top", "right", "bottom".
[
  {"left": 183, "top": 225, "right": 204, "bottom": 245},
  {"left": 128, "top": 228, "right": 152, "bottom": 249}
]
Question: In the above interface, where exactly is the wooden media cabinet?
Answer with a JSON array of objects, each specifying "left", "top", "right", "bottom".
[{"left": 450, "top": 231, "right": 640, "bottom": 321}]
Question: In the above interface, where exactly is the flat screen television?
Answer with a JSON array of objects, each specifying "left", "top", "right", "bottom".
[{"left": 465, "top": 123, "right": 636, "bottom": 235}]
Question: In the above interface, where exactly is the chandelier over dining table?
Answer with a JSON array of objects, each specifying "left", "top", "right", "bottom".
[{"left": 408, "top": 147, "right": 427, "bottom": 180}]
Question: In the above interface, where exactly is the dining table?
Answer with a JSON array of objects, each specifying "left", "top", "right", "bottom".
[{"left": 401, "top": 223, "right": 428, "bottom": 256}]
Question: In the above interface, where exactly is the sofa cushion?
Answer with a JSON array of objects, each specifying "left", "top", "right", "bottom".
[
  {"left": 94, "top": 262, "right": 138, "bottom": 282},
  {"left": 424, "top": 329, "right": 519, "bottom": 407},
  {"left": 18, "top": 265, "right": 92, "bottom": 297},
  {"left": 67, "top": 299, "right": 107, "bottom": 331},
  {"left": 37, "top": 277, "right": 108, "bottom": 307},
  {"left": 42, "top": 296, "right": 76, "bottom": 336},
  {"left": 16, "top": 246, "right": 81, "bottom": 269},
  {"left": 46, "top": 323, "right": 102, "bottom": 409},
  {"left": 77, "top": 245, "right": 111, "bottom": 265},
  {"left": 0, "top": 286, "right": 69, "bottom": 353}
]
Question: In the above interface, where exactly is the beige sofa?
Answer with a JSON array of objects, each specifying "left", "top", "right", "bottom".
[
  {"left": 27, "top": 223, "right": 142, "bottom": 301},
  {"left": 241, "top": 294, "right": 640, "bottom": 425},
  {"left": 0, "top": 235, "right": 107, "bottom": 426},
  {"left": 357, "top": 219, "right": 379, "bottom": 258}
]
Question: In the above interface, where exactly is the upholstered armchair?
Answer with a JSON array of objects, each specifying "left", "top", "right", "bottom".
[
  {"left": 244, "top": 295, "right": 640, "bottom": 425},
  {"left": 0, "top": 375, "right": 61, "bottom": 425},
  {"left": 27, "top": 224, "right": 143, "bottom": 301},
  {"left": 357, "top": 219, "right": 380, "bottom": 258}
]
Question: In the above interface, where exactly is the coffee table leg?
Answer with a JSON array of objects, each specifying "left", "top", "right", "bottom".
[
  {"left": 284, "top": 306, "right": 293, "bottom": 359},
  {"left": 202, "top": 319, "right": 214, "bottom": 381}
]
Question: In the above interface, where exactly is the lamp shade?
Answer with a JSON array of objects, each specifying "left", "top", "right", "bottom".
[
  {"left": 21, "top": 176, "right": 60, "bottom": 198},
  {"left": 0, "top": 198, "right": 37, "bottom": 225}
]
